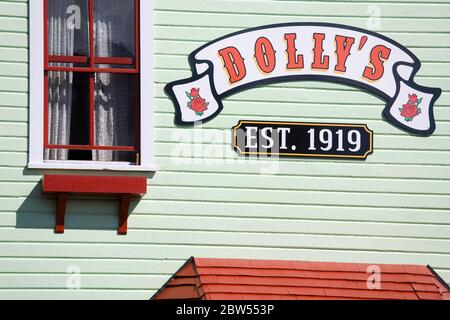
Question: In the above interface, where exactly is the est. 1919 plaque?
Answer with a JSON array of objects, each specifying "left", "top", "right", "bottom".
[{"left": 233, "top": 121, "right": 373, "bottom": 160}]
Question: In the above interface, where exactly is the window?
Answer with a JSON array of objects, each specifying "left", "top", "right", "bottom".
[{"left": 29, "top": 0, "right": 155, "bottom": 171}]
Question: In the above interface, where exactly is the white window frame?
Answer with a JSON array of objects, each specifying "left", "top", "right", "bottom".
[{"left": 28, "top": 0, "right": 156, "bottom": 171}]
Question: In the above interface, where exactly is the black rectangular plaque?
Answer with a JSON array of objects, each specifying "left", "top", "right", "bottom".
[{"left": 233, "top": 121, "right": 373, "bottom": 160}]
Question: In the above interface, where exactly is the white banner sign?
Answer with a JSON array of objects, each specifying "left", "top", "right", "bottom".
[{"left": 166, "top": 23, "right": 442, "bottom": 135}]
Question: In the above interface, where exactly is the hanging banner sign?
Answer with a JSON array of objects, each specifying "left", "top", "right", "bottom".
[
  {"left": 233, "top": 121, "right": 373, "bottom": 160},
  {"left": 165, "top": 23, "right": 442, "bottom": 135}
]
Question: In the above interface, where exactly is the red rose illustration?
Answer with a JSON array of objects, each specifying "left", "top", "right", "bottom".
[
  {"left": 186, "top": 88, "right": 209, "bottom": 116},
  {"left": 190, "top": 98, "right": 208, "bottom": 113},
  {"left": 400, "top": 103, "right": 419, "bottom": 119},
  {"left": 190, "top": 88, "right": 200, "bottom": 98},
  {"left": 408, "top": 94, "right": 419, "bottom": 105},
  {"left": 399, "top": 93, "right": 422, "bottom": 122}
]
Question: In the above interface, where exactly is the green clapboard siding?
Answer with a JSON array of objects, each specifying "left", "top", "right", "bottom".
[{"left": 0, "top": 0, "right": 449, "bottom": 299}]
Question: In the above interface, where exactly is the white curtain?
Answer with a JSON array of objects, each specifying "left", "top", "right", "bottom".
[
  {"left": 46, "top": 0, "right": 75, "bottom": 160},
  {"left": 93, "top": 8, "right": 134, "bottom": 162}
]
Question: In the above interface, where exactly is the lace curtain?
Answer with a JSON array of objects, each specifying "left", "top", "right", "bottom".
[
  {"left": 46, "top": 0, "right": 75, "bottom": 161},
  {"left": 93, "top": 10, "right": 134, "bottom": 162}
]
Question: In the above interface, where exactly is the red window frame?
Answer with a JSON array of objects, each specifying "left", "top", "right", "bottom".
[{"left": 43, "top": 0, "right": 141, "bottom": 157}]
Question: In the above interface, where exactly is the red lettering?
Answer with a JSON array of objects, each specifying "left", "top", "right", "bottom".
[
  {"left": 334, "top": 35, "right": 355, "bottom": 72},
  {"left": 218, "top": 46, "right": 247, "bottom": 83},
  {"left": 284, "top": 33, "right": 304, "bottom": 70},
  {"left": 311, "top": 33, "right": 329, "bottom": 70},
  {"left": 363, "top": 45, "right": 391, "bottom": 81},
  {"left": 254, "top": 37, "right": 276, "bottom": 74}
]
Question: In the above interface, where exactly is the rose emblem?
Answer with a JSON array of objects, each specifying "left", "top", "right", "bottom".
[
  {"left": 190, "top": 88, "right": 200, "bottom": 98},
  {"left": 186, "top": 88, "right": 209, "bottom": 116},
  {"left": 399, "top": 94, "right": 422, "bottom": 122}
]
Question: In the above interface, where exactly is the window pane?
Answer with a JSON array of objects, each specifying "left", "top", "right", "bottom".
[
  {"left": 49, "top": 61, "right": 89, "bottom": 68},
  {"left": 46, "top": 149, "right": 137, "bottom": 163},
  {"left": 94, "top": 64, "right": 134, "bottom": 70},
  {"left": 46, "top": 71, "right": 90, "bottom": 161},
  {"left": 94, "top": 0, "right": 135, "bottom": 58},
  {"left": 47, "top": 0, "right": 89, "bottom": 57},
  {"left": 94, "top": 73, "right": 138, "bottom": 162},
  {"left": 98, "top": 151, "right": 137, "bottom": 163}
]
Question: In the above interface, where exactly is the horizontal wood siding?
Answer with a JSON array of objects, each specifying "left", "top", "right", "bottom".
[{"left": 0, "top": 0, "right": 449, "bottom": 299}]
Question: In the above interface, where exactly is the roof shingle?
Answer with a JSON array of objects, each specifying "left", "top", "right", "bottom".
[{"left": 151, "top": 257, "right": 450, "bottom": 300}]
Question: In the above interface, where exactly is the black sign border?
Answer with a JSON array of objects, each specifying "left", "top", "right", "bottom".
[
  {"left": 165, "top": 22, "right": 442, "bottom": 136},
  {"left": 233, "top": 120, "right": 374, "bottom": 160}
]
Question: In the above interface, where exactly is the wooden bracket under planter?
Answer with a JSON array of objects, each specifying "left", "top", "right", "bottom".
[{"left": 42, "top": 175, "right": 147, "bottom": 235}]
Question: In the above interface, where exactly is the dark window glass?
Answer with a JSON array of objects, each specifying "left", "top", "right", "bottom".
[
  {"left": 94, "top": 0, "right": 135, "bottom": 58},
  {"left": 47, "top": 0, "right": 90, "bottom": 57},
  {"left": 94, "top": 73, "right": 137, "bottom": 148}
]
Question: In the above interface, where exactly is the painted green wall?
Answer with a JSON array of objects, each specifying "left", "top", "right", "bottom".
[{"left": 0, "top": 0, "right": 449, "bottom": 299}]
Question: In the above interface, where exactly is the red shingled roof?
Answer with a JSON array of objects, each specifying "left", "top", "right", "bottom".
[{"left": 151, "top": 257, "right": 450, "bottom": 300}]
